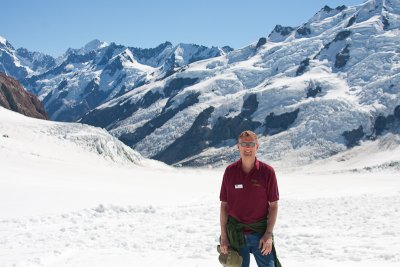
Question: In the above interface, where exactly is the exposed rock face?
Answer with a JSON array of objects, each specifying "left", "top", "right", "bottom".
[
  {"left": 333, "top": 30, "right": 352, "bottom": 42},
  {"left": 296, "top": 26, "right": 311, "bottom": 36},
  {"left": 343, "top": 126, "right": 365, "bottom": 147},
  {"left": 296, "top": 58, "right": 310, "bottom": 76},
  {"left": 273, "top": 25, "right": 295, "bottom": 36},
  {"left": 335, "top": 45, "right": 351, "bottom": 68},
  {"left": 256, "top": 37, "right": 267, "bottom": 49},
  {"left": 268, "top": 25, "right": 295, "bottom": 42},
  {"left": 346, "top": 16, "right": 356, "bottom": 27},
  {"left": 0, "top": 72, "right": 48, "bottom": 119},
  {"left": 306, "top": 85, "right": 322, "bottom": 98},
  {"left": 373, "top": 105, "right": 400, "bottom": 136},
  {"left": 264, "top": 109, "right": 300, "bottom": 136}
]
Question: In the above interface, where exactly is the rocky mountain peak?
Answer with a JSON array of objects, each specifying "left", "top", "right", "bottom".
[
  {"left": 0, "top": 36, "right": 14, "bottom": 51},
  {"left": 80, "top": 39, "right": 108, "bottom": 55}
]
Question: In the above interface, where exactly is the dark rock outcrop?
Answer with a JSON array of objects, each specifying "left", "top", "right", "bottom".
[
  {"left": 274, "top": 25, "right": 295, "bottom": 36},
  {"left": 164, "top": 78, "right": 199, "bottom": 98},
  {"left": 0, "top": 72, "right": 48, "bottom": 119},
  {"left": 221, "top": 46, "right": 234, "bottom": 54},
  {"left": 374, "top": 115, "right": 387, "bottom": 135},
  {"left": 256, "top": 38, "right": 267, "bottom": 49},
  {"left": 382, "top": 16, "right": 390, "bottom": 30},
  {"left": 335, "top": 45, "right": 351, "bottom": 68},
  {"left": 333, "top": 30, "right": 352, "bottom": 42},
  {"left": 296, "top": 58, "right": 310, "bottom": 76},
  {"left": 297, "top": 26, "right": 311, "bottom": 36},
  {"left": 346, "top": 16, "right": 356, "bottom": 27},
  {"left": 342, "top": 125, "right": 364, "bottom": 147},
  {"left": 336, "top": 5, "right": 347, "bottom": 12},
  {"left": 372, "top": 105, "right": 400, "bottom": 137},
  {"left": 323, "top": 5, "right": 334, "bottom": 12},
  {"left": 373, "top": 105, "right": 400, "bottom": 136},
  {"left": 264, "top": 109, "right": 300, "bottom": 135},
  {"left": 306, "top": 85, "right": 322, "bottom": 98}
]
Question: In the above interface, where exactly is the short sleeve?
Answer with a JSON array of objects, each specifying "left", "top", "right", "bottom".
[
  {"left": 219, "top": 168, "right": 228, "bottom": 202},
  {"left": 266, "top": 168, "right": 279, "bottom": 202}
]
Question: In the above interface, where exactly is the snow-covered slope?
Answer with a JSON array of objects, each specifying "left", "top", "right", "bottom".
[
  {"left": 294, "top": 132, "right": 400, "bottom": 173},
  {"left": 80, "top": 0, "right": 400, "bottom": 166},
  {"left": 1, "top": 104, "right": 400, "bottom": 266},
  {"left": 0, "top": 107, "right": 156, "bottom": 166}
]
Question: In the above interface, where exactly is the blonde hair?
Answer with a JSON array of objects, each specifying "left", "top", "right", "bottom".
[{"left": 238, "top": 130, "right": 258, "bottom": 143}]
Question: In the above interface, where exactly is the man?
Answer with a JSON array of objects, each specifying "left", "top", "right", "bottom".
[{"left": 219, "top": 130, "right": 280, "bottom": 267}]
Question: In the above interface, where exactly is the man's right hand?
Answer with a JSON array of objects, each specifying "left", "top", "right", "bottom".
[{"left": 220, "top": 236, "right": 229, "bottom": 254}]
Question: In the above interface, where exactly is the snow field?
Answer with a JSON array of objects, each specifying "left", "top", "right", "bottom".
[
  {"left": 1, "top": 178, "right": 399, "bottom": 267},
  {"left": 1, "top": 108, "right": 400, "bottom": 266}
]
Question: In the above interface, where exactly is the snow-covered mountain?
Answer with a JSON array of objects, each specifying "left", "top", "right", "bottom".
[
  {"left": 0, "top": 36, "right": 56, "bottom": 81},
  {"left": 77, "top": 0, "right": 400, "bottom": 166},
  {"left": 1, "top": 0, "right": 399, "bottom": 167},
  {"left": 0, "top": 36, "right": 231, "bottom": 122},
  {"left": 15, "top": 40, "right": 229, "bottom": 122}
]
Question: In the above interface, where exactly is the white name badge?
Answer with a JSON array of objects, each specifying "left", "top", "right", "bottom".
[{"left": 235, "top": 184, "right": 243, "bottom": 189}]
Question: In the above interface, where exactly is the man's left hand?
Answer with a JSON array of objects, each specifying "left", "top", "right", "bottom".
[{"left": 259, "top": 233, "right": 273, "bottom": 255}]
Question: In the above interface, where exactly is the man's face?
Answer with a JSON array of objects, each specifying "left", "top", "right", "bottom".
[{"left": 237, "top": 136, "right": 259, "bottom": 159}]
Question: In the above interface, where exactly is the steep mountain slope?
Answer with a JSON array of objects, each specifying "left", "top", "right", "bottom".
[
  {"left": 0, "top": 72, "right": 48, "bottom": 120},
  {"left": 80, "top": 0, "right": 400, "bottom": 166}
]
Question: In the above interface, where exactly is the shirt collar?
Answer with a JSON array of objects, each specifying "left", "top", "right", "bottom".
[{"left": 237, "top": 158, "right": 260, "bottom": 170}]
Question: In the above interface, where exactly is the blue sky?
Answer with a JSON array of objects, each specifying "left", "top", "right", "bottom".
[{"left": 1, "top": 0, "right": 364, "bottom": 57}]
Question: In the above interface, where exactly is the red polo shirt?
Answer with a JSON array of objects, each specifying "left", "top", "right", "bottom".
[{"left": 219, "top": 158, "right": 279, "bottom": 224}]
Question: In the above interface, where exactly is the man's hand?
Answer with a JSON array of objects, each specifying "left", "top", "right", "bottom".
[
  {"left": 259, "top": 232, "right": 273, "bottom": 255},
  {"left": 220, "top": 236, "right": 230, "bottom": 254}
]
